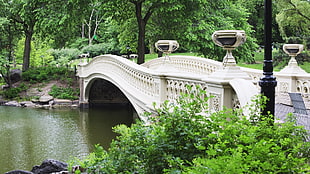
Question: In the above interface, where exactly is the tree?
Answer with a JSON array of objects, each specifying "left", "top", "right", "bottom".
[
  {"left": 7, "top": 0, "right": 42, "bottom": 71},
  {"left": 106, "top": 1, "right": 258, "bottom": 64},
  {"left": 275, "top": 0, "right": 310, "bottom": 41},
  {"left": 82, "top": 1, "right": 105, "bottom": 45},
  {"left": 181, "top": 1, "right": 258, "bottom": 63},
  {"left": 0, "top": 2, "right": 21, "bottom": 87},
  {"left": 237, "top": 0, "right": 283, "bottom": 46},
  {"left": 3, "top": 0, "right": 90, "bottom": 71},
  {"left": 105, "top": 0, "right": 203, "bottom": 64}
]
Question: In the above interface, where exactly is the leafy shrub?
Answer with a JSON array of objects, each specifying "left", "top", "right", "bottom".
[
  {"left": 70, "top": 86, "right": 310, "bottom": 173},
  {"left": 82, "top": 43, "right": 121, "bottom": 57},
  {"left": 48, "top": 85, "right": 79, "bottom": 100},
  {"left": 49, "top": 48, "right": 81, "bottom": 61},
  {"left": 22, "top": 66, "right": 73, "bottom": 82},
  {"left": 2, "top": 87, "right": 22, "bottom": 99},
  {"left": 68, "top": 38, "right": 89, "bottom": 50},
  {"left": 2, "top": 83, "right": 28, "bottom": 99}
]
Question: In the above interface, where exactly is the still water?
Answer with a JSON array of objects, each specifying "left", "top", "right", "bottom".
[{"left": 0, "top": 106, "right": 134, "bottom": 173}]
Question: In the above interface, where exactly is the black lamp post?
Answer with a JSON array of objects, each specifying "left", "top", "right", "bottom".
[{"left": 259, "top": 0, "right": 277, "bottom": 123}]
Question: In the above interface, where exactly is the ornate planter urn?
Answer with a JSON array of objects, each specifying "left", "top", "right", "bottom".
[
  {"left": 209, "top": 30, "right": 250, "bottom": 80},
  {"left": 155, "top": 40, "right": 179, "bottom": 54},
  {"left": 283, "top": 44, "right": 303, "bottom": 57},
  {"left": 212, "top": 30, "right": 246, "bottom": 67},
  {"left": 280, "top": 44, "right": 306, "bottom": 74},
  {"left": 154, "top": 40, "right": 179, "bottom": 72}
]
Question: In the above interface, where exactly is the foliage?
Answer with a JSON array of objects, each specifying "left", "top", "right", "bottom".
[
  {"left": 68, "top": 38, "right": 89, "bottom": 50},
  {"left": 237, "top": 0, "right": 283, "bottom": 45},
  {"left": 69, "top": 86, "right": 310, "bottom": 173},
  {"left": 182, "top": 1, "right": 258, "bottom": 63},
  {"left": 81, "top": 43, "right": 121, "bottom": 57},
  {"left": 48, "top": 85, "right": 79, "bottom": 100},
  {"left": 15, "top": 38, "right": 55, "bottom": 67},
  {"left": 0, "top": 54, "right": 11, "bottom": 86},
  {"left": 1, "top": 83, "right": 28, "bottom": 99},
  {"left": 275, "top": 0, "right": 310, "bottom": 40},
  {"left": 22, "top": 66, "right": 73, "bottom": 83},
  {"left": 49, "top": 48, "right": 81, "bottom": 62}
]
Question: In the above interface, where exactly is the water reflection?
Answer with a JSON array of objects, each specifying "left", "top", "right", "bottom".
[{"left": 0, "top": 106, "right": 133, "bottom": 173}]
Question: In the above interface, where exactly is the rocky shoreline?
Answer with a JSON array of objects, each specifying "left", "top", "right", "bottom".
[
  {"left": 5, "top": 159, "right": 70, "bottom": 174},
  {"left": 0, "top": 95, "right": 79, "bottom": 109}
]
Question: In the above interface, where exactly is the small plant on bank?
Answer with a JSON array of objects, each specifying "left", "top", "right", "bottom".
[
  {"left": 69, "top": 86, "right": 310, "bottom": 174},
  {"left": 22, "top": 66, "right": 74, "bottom": 82},
  {"left": 1, "top": 82, "right": 29, "bottom": 99},
  {"left": 48, "top": 85, "right": 79, "bottom": 100}
]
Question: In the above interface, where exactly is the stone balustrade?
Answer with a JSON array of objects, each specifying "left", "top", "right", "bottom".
[{"left": 143, "top": 55, "right": 222, "bottom": 75}]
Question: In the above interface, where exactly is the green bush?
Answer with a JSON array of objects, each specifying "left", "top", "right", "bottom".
[
  {"left": 48, "top": 85, "right": 79, "bottom": 100},
  {"left": 49, "top": 48, "right": 81, "bottom": 61},
  {"left": 2, "top": 87, "right": 22, "bottom": 99},
  {"left": 70, "top": 86, "right": 310, "bottom": 173},
  {"left": 2, "top": 83, "right": 28, "bottom": 99},
  {"left": 22, "top": 66, "right": 73, "bottom": 82},
  {"left": 82, "top": 43, "right": 121, "bottom": 57}
]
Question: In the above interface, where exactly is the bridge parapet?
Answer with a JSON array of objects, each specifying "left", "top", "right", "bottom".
[
  {"left": 240, "top": 66, "right": 310, "bottom": 109},
  {"left": 143, "top": 55, "right": 222, "bottom": 75}
]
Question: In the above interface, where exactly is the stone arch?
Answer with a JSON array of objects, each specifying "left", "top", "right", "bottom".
[
  {"left": 87, "top": 78, "right": 130, "bottom": 107},
  {"left": 83, "top": 75, "right": 150, "bottom": 120}
]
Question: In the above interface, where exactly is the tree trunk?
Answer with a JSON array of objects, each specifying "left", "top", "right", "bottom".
[
  {"left": 81, "top": 23, "right": 85, "bottom": 38},
  {"left": 22, "top": 30, "right": 33, "bottom": 71},
  {"left": 135, "top": 2, "right": 145, "bottom": 64}
]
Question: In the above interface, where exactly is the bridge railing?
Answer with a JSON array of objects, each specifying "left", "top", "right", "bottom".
[
  {"left": 239, "top": 67, "right": 310, "bottom": 108},
  {"left": 143, "top": 56, "right": 222, "bottom": 75},
  {"left": 144, "top": 55, "right": 310, "bottom": 108}
]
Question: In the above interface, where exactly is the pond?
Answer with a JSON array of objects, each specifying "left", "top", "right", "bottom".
[{"left": 0, "top": 105, "right": 134, "bottom": 173}]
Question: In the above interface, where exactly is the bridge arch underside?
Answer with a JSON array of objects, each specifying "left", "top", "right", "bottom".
[
  {"left": 87, "top": 78, "right": 128, "bottom": 106},
  {"left": 85, "top": 78, "right": 138, "bottom": 116}
]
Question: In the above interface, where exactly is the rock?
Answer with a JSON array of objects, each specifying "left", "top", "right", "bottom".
[
  {"left": 31, "top": 159, "right": 68, "bottom": 174},
  {"left": 31, "top": 98, "right": 39, "bottom": 103},
  {"left": 10, "top": 69, "right": 22, "bottom": 83},
  {"left": 4, "top": 101, "right": 21, "bottom": 107},
  {"left": 54, "top": 99, "right": 72, "bottom": 105},
  {"left": 39, "top": 95, "right": 54, "bottom": 103},
  {"left": 20, "top": 101, "right": 36, "bottom": 108},
  {"left": 42, "top": 104, "right": 51, "bottom": 109},
  {"left": 5, "top": 170, "right": 34, "bottom": 174}
]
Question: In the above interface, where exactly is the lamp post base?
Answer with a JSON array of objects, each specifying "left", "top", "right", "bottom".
[{"left": 259, "top": 75, "right": 277, "bottom": 123}]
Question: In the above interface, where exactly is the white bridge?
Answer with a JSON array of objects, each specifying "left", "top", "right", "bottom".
[{"left": 77, "top": 54, "right": 310, "bottom": 120}]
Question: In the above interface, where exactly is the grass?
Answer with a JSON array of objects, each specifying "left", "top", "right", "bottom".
[
  {"left": 299, "top": 62, "right": 310, "bottom": 73},
  {"left": 237, "top": 50, "right": 310, "bottom": 73}
]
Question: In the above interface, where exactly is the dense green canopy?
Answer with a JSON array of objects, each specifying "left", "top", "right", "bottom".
[{"left": 0, "top": 0, "right": 308, "bottom": 71}]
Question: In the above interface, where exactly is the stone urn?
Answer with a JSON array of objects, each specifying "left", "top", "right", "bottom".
[
  {"left": 280, "top": 44, "right": 306, "bottom": 74},
  {"left": 154, "top": 40, "right": 179, "bottom": 72},
  {"left": 155, "top": 40, "right": 179, "bottom": 54},
  {"left": 209, "top": 30, "right": 250, "bottom": 80},
  {"left": 212, "top": 30, "right": 246, "bottom": 67}
]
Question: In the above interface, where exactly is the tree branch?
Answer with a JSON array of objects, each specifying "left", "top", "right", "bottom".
[{"left": 288, "top": 0, "right": 310, "bottom": 21}]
